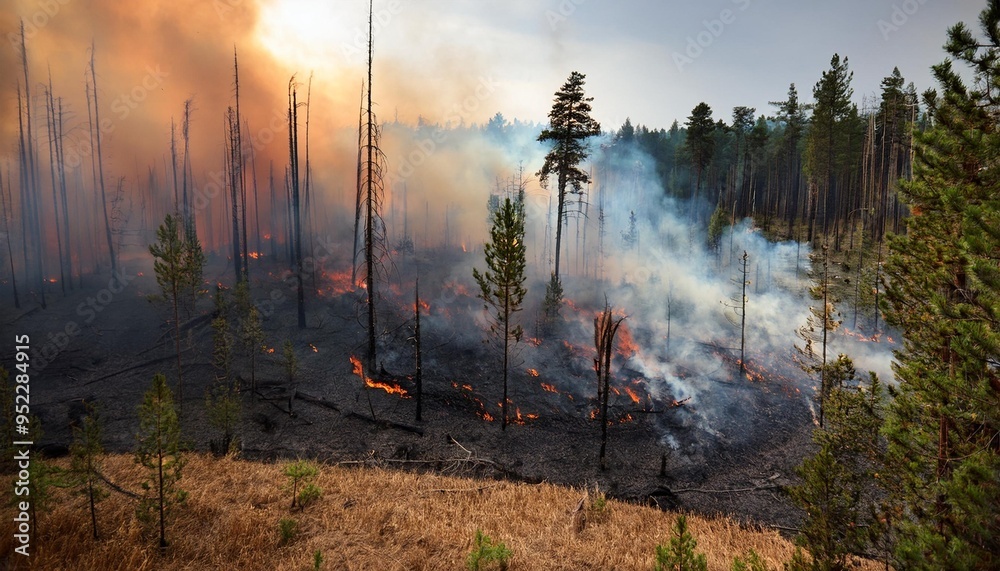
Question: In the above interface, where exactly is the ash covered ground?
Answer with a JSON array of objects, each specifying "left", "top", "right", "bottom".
[{"left": 7, "top": 233, "right": 891, "bottom": 531}]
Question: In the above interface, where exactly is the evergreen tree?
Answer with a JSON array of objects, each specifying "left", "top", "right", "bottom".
[
  {"left": 473, "top": 194, "right": 527, "bottom": 431},
  {"left": 882, "top": 3, "right": 1000, "bottom": 567},
  {"left": 149, "top": 214, "right": 205, "bottom": 414},
  {"left": 684, "top": 102, "right": 716, "bottom": 217},
  {"left": 788, "top": 357, "right": 885, "bottom": 571},
  {"left": 207, "top": 287, "right": 240, "bottom": 454},
  {"left": 70, "top": 403, "right": 107, "bottom": 540},
  {"left": 135, "top": 373, "right": 186, "bottom": 551},
  {"left": 805, "top": 54, "right": 854, "bottom": 243},
  {"left": 537, "top": 71, "right": 601, "bottom": 286},
  {"left": 654, "top": 515, "right": 708, "bottom": 571},
  {"left": 795, "top": 244, "right": 842, "bottom": 426}
]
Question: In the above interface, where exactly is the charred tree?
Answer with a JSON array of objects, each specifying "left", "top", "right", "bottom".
[
  {"left": 0, "top": 165, "right": 19, "bottom": 308},
  {"left": 19, "top": 25, "right": 46, "bottom": 307},
  {"left": 595, "top": 302, "right": 625, "bottom": 470},
  {"left": 44, "top": 74, "right": 65, "bottom": 294},
  {"left": 414, "top": 279, "right": 423, "bottom": 422},
  {"left": 288, "top": 77, "right": 306, "bottom": 329},
  {"left": 724, "top": 251, "right": 750, "bottom": 373},
  {"left": 359, "top": 0, "right": 389, "bottom": 370},
  {"left": 88, "top": 40, "right": 115, "bottom": 274}
]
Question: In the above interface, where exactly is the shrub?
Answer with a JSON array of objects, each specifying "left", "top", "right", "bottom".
[
  {"left": 278, "top": 518, "right": 297, "bottom": 545},
  {"left": 466, "top": 529, "right": 512, "bottom": 571}
]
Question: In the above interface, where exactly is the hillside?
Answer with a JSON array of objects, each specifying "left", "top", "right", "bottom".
[{"left": 0, "top": 453, "right": 883, "bottom": 570}]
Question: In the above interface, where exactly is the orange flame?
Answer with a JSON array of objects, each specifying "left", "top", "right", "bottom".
[
  {"left": 527, "top": 368, "right": 539, "bottom": 377},
  {"left": 248, "top": 251, "right": 261, "bottom": 260},
  {"left": 624, "top": 386, "right": 641, "bottom": 404},
  {"left": 350, "top": 355, "right": 409, "bottom": 398},
  {"left": 309, "top": 343, "right": 318, "bottom": 353},
  {"left": 540, "top": 383, "right": 558, "bottom": 394}
]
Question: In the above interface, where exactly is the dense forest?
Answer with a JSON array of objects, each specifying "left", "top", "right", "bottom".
[{"left": 1, "top": 0, "right": 998, "bottom": 570}]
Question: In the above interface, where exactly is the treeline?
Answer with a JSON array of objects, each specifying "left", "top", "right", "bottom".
[{"left": 591, "top": 61, "right": 918, "bottom": 250}]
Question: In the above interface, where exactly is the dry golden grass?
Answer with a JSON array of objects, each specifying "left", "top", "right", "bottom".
[{"left": 1, "top": 453, "right": 879, "bottom": 570}]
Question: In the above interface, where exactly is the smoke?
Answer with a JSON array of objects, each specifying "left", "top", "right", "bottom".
[{"left": 1, "top": 0, "right": 898, "bottom": 444}]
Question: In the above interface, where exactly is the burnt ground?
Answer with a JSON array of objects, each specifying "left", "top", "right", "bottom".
[{"left": 5, "top": 252, "right": 814, "bottom": 532}]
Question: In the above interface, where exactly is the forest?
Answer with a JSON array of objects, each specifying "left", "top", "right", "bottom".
[{"left": 1, "top": 0, "right": 998, "bottom": 569}]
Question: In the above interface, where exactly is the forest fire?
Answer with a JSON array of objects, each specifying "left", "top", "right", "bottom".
[{"left": 349, "top": 355, "right": 409, "bottom": 397}]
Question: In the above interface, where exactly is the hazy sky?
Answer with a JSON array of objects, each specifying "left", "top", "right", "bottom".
[
  {"left": 254, "top": 0, "right": 984, "bottom": 129},
  {"left": 1, "top": 0, "right": 987, "bottom": 152}
]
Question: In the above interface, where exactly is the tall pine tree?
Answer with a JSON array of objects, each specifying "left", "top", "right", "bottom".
[
  {"left": 537, "top": 71, "right": 600, "bottom": 303},
  {"left": 882, "top": 2, "right": 1000, "bottom": 568}
]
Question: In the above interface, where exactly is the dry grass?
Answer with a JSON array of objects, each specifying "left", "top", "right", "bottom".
[{"left": 1, "top": 453, "right": 879, "bottom": 570}]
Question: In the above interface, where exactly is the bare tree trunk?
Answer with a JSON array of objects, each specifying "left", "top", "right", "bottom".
[
  {"left": 0, "top": 164, "right": 20, "bottom": 308},
  {"left": 288, "top": 78, "right": 306, "bottom": 329},
  {"left": 56, "top": 98, "right": 73, "bottom": 288},
  {"left": 414, "top": 278, "right": 422, "bottom": 422},
  {"left": 89, "top": 41, "right": 115, "bottom": 275},
  {"left": 44, "top": 77, "right": 66, "bottom": 294}
]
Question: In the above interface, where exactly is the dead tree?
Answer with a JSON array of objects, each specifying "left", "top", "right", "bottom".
[
  {"left": 288, "top": 76, "right": 306, "bottom": 329},
  {"left": 724, "top": 250, "right": 750, "bottom": 373},
  {"left": 414, "top": 278, "right": 423, "bottom": 422},
  {"left": 359, "top": 0, "right": 389, "bottom": 370},
  {"left": 88, "top": 40, "right": 115, "bottom": 274},
  {"left": 0, "top": 164, "right": 20, "bottom": 307},
  {"left": 44, "top": 73, "right": 65, "bottom": 293},
  {"left": 594, "top": 302, "right": 625, "bottom": 470},
  {"left": 234, "top": 48, "right": 249, "bottom": 282}
]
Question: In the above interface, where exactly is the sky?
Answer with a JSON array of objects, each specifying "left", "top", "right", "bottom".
[
  {"left": 252, "top": 0, "right": 986, "bottom": 129},
  {"left": 0, "top": 0, "right": 988, "bottom": 180}
]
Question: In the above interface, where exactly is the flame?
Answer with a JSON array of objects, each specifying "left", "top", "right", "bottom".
[
  {"left": 48, "top": 278, "right": 57, "bottom": 283},
  {"left": 309, "top": 343, "right": 318, "bottom": 353},
  {"left": 624, "top": 386, "right": 641, "bottom": 404},
  {"left": 527, "top": 337, "right": 542, "bottom": 347},
  {"left": 266, "top": 347, "right": 275, "bottom": 354},
  {"left": 616, "top": 323, "right": 639, "bottom": 358},
  {"left": 540, "top": 383, "right": 558, "bottom": 394},
  {"left": 248, "top": 251, "right": 261, "bottom": 260},
  {"left": 527, "top": 368, "right": 539, "bottom": 377},
  {"left": 443, "top": 280, "right": 470, "bottom": 297},
  {"left": 263, "top": 233, "right": 272, "bottom": 240},
  {"left": 350, "top": 355, "right": 409, "bottom": 398}
]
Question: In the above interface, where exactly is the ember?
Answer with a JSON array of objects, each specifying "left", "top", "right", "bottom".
[{"left": 308, "top": 343, "right": 318, "bottom": 353}]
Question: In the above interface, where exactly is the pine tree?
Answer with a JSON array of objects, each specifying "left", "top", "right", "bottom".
[
  {"left": 207, "top": 287, "right": 240, "bottom": 454},
  {"left": 684, "top": 102, "right": 716, "bottom": 218},
  {"left": 150, "top": 214, "right": 205, "bottom": 415},
  {"left": 805, "top": 54, "right": 854, "bottom": 244},
  {"left": 788, "top": 356, "right": 885, "bottom": 571},
  {"left": 537, "top": 71, "right": 601, "bottom": 288},
  {"left": 70, "top": 403, "right": 107, "bottom": 540},
  {"left": 882, "top": 3, "right": 1000, "bottom": 567},
  {"left": 795, "top": 243, "right": 842, "bottom": 426},
  {"left": 473, "top": 193, "right": 527, "bottom": 431},
  {"left": 654, "top": 515, "right": 708, "bottom": 571},
  {"left": 135, "top": 373, "right": 186, "bottom": 551}
]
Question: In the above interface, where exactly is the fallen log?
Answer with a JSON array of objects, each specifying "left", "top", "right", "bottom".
[
  {"left": 81, "top": 355, "right": 179, "bottom": 385},
  {"left": 295, "top": 390, "right": 340, "bottom": 412},
  {"left": 346, "top": 411, "right": 424, "bottom": 436}
]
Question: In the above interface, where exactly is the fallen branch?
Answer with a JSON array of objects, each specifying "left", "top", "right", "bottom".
[
  {"left": 94, "top": 469, "right": 142, "bottom": 500},
  {"left": 81, "top": 355, "right": 181, "bottom": 385},
  {"left": 671, "top": 484, "right": 782, "bottom": 494},
  {"left": 346, "top": 411, "right": 424, "bottom": 436},
  {"left": 295, "top": 390, "right": 341, "bottom": 412},
  {"left": 417, "top": 483, "right": 500, "bottom": 495}
]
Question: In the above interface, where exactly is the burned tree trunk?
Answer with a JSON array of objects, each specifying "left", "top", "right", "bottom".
[
  {"left": 288, "top": 78, "right": 306, "bottom": 329},
  {"left": 595, "top": 302, "right": 625, "bottom": 470},
  {"left": 89, "top": 41, "right": 115, "bottom": 275},
  {"left": 414, "top": 278, "right": 423, "bottom": 422}
]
